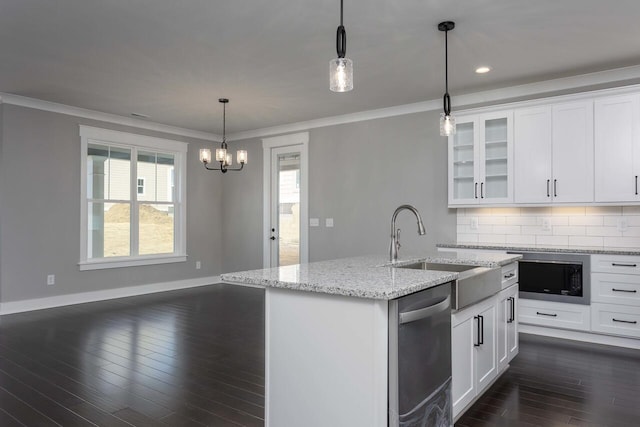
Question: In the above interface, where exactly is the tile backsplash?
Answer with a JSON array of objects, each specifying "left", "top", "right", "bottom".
[{"left": 457, "top": 206, "right": 640, "bottom": 249}]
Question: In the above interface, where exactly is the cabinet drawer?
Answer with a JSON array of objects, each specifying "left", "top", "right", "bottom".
[
  {"left": 592, "top": 273, "right": 640, "bottom": 306},
  {"left": 519, "top": 299, "right": 590, "bottom": 331},
  {"left": 591, "top": 254, "right": 640, "bottom": 275},
  {"left": 591, "top": 303, "right": 640, "bottom": 338},
  {"left": 501, "top": 262, "right": 518, "bottom": 289}
]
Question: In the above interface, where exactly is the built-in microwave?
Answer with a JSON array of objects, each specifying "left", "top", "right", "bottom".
[{"left": 507, "top": 252, "right": 590, "bottom": 305}]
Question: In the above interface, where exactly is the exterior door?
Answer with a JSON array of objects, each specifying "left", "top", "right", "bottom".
[{"left": 262, "top": 133, "right": 309, "bottom": 268}]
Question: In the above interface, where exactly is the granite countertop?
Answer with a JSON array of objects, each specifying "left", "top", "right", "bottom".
[
  {"left": 220, "top": 251, "right": 522, "bottom": 300},
  {"left": 437, "top": 243, "right": 640, "bottom": 256}
]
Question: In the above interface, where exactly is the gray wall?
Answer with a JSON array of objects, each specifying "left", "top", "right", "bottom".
[
  {"left": 221, "top": 110, "right": 457, "bottom": 272},
  {"left": 0, "top": 105, "right": 223, "bottom": 303}
]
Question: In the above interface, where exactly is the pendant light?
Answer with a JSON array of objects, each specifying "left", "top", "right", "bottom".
[
  {"left": 329, "top": 0, "right": 353, "bottom": 92},
  {"left": 199, "top": 98, "right": 247, "bottom": 173},
  {"left": 438, "top": 21, "right": 456, "bottom": 136}
]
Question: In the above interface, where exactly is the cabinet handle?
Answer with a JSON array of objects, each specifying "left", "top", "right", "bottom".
[
  {"left": 507, "top": 297, "right": 513, "bottom": 323},
  {"left": 613, "top": 318, "right": 637, "bottom": 325},
  {"left": 480, "top": 182, "right": 484, "bottom": 199},
  {"left": 511, "top": 297, "right": 516, "bottom": 323},
  {"left": 612, "top": 263, "right": 637, "bottom": 267},
  {"left": 503, "top": 273, "right": 515, "bottom": 279},
  {"left": 479, "top": 315, "right": 484, "bottom": 345},
  {"left": 554, "top": 179, "right": 557, "bottom": 197},
  {"left": 546, "top": 179, "right": 550, "bottom": 197},
  {"left": 475, "top": 182, "right": 478, "bottom": 199},
  {"left": 636, "top": 176, "right": 638, "bottom": 196},
  {"left": 474, "top": 315, "right": 481, "bottom": 347},
  {"left": 536, "top": 311, "right": 557, "bottom": 317},
  {"left": 612, "top": 288, "right": 637, "bottom": 293}
]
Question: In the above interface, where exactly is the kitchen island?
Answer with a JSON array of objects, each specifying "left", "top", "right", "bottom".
[{"left": 221, "top": 251, "right": 521, "bottom": 427}]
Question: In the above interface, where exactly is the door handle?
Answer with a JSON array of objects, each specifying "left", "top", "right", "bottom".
[
  {"left": 474, "top": 315, "right": 481, "bottom": 347},
  {"left": 475, "top": 182, "right": 478, "bottom": 199},
  {"left": 479, "top": 315, "right": 484, "bottom": 345},
  {"left": 553, "top": 179, "right": 557, "bottom": 197},
  {"left": 480, "top": 182, "right": 484, "bottom": 199},
  {"left": 546, "top": 179, "right": 550, "bottom": 197}
]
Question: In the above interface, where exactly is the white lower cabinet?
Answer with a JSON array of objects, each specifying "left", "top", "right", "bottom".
[
  {"left": 591, "top": 303, "right": 640, "bottom": 338},
  {"left": 518, "top": 299, "right": 591, "bottom": 331},
  {"left": 497, "top": 284, "right": 519, "bottom": 373},
  {"left": 452, "top": 296, "right": 500, "bottom": 419}
]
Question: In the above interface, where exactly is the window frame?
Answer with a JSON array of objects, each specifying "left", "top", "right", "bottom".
[
  {"left": 79, "top": 125, "right": 188, "bottom": 271},
  {"left": 137, "top": 177, "right": 146, "bottom": 196}
]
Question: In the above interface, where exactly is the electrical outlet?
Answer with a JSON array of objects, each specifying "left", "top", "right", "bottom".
[
  {"left": 617, "top": 218, "right": 629, "bottom": 232},
  {"left": 325, "top": 218, "right": 334, "bottom": 227},
  {"left": 310, "top": 218, "right": 320, "bottom": 227},
  {"left": 470, "top": 217, "right": 479, "bottom": 230},
  {"left": 542, "top": 218, "right": 551, "bottom": 232},
  {"left": 196, "top": 261, "right": 201, "bottom": 270},
  {"left": 47, "top": 274, "right": 55, "bottom": 286}
]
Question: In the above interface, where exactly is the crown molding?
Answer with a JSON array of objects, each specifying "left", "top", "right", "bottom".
[
  {"left": 0, "top": 93, "right": 222, "bottom": 142},
  {"left": 227, "top": 64, "right": 640, "bottom": 141}
]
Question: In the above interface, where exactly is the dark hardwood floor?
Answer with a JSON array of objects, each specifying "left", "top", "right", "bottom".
[
  {"left": 0, "top": 284, "right": 265, "bottom": 426},
  {"left": 0, "top": 284, "right": 639, "bottom": 426}
]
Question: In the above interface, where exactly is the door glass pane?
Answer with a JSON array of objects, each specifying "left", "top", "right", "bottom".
[
  {"left": 484, "top": 118, "right": 508, "bottom": 199},
  {"left": 88, "top": 202, "right": 130, "bottom": 258},
  {"left": 453, "top": 122, "right": 475, "bottom": 200},
  {"left": 278, "top": 154, "right": 300, "bottom": 266},
  {"left": 139, "top": 203, "right": 175, "bottom": 255}
]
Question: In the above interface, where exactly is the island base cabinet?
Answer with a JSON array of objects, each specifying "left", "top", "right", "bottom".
[
  {"left": 452, "top": 297, "right": 498, "bottom": 419},
  {"left": 265, "top": 287, "right": 389, "bottom": 427}
]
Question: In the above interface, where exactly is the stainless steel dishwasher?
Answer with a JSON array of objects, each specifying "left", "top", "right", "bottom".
[{"left": 388, "top": 282, "right": 452, "bottom": 427}]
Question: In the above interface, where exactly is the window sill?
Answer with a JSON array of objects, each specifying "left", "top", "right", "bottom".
[{"left": 78, "top": 254, "right": 187, "bottom": 271}]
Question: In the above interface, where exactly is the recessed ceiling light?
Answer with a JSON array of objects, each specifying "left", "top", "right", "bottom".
[{"left": 475, "top": 66, "right": 491, "bottom": 74}]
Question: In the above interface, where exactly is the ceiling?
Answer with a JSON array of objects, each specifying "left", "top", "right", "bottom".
[{"left": 2, "top": 0, "right": 640, "bottom": 135}]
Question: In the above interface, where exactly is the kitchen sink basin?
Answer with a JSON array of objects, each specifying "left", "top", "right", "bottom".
[{"left": 397, "top": 261, "right": 502, "bottom": 310}]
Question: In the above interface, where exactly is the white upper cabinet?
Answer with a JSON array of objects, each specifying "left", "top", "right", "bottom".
[
  {"left": 594, "top": 94, "right": 640, "bottom": 202},
  {"left": 514, "top": 100, "right": 594, "bottom": 204},
  {"left": 552, "top": 101, "right": 595, "bottom": 202},
  {"left": 448, "top": 111, "right": 513, "bottom": 206},
  {"left": 514, "top": 106, "right": 553, "bottom": 203}
]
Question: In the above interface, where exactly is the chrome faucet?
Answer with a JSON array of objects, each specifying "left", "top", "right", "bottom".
[{"left": 389, "top": 204, "right": 426, "bottom": 262}]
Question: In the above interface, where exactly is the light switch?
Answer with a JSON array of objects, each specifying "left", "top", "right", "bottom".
[
  {"left": 325, "top": 218, "right": 334, "bottom": 227},
  {"left": 310, "top": 218, "right": 320, "bottom": 227},
  {"left": 542, "top": 218, "right": 551, "bottom": 232}
]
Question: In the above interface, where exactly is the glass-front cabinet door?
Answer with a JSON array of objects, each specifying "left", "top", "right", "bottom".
[
  {"left": 449, "top": 118, "right": 479, "bottom": 205},
  {"left": 480, "top": 112, "right": 513, "bottom": 203},
  {"left": 448, "top": 111, "right": 513, "bottom": 206}
]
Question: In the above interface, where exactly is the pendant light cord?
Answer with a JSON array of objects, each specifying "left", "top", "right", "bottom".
[
  {"left": 443, "top": 27, "right": 451, "bottom": 116},
  {"left": 336, "top": 0, "right": 346, "bottom": 58}
]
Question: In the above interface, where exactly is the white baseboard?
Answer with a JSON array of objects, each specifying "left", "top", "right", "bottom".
[
  {"left": 0, "top": 275, "right": 221, "bottom": 316},
  {"left": 520, "top": 324, "right": 640, "bottom": 350}
]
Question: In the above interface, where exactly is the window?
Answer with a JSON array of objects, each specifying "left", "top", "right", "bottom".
[
  {"left": 79, "top": 126, "right": 188, "bottom": 270},
  {"left": 137, "top": 177, "right": 145, "bottom": 195}
]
